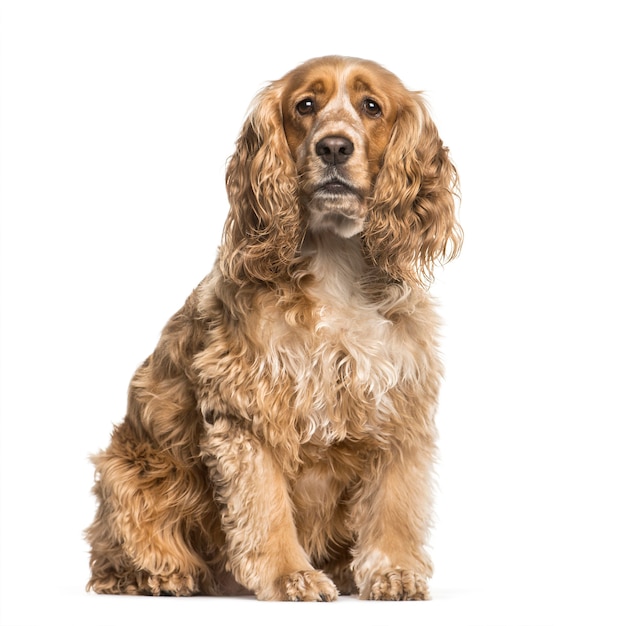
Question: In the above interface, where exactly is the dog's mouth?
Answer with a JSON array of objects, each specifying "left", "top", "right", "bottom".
[
  {"left": 307, "top": 177, "right": 366, "bottom": 238},
  {"left": 315, "top": 177, "right": 359, "bottom": 198}
]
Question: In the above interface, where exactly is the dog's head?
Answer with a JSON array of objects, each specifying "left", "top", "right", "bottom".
[{"left": 221, "top": 56, "right": 462, "bottom": 285}]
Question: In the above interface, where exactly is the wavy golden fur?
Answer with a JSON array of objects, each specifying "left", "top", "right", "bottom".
[{"left": 86, "top": 55, "right": 462, "bottom": 601}]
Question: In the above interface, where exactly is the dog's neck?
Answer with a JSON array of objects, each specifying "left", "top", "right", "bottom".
[
  {"left": 299, "top": 230, "right": 419, "bottom": 322},
  {"left": 301, "top": 231, "right": 368, "bottom": 296}
]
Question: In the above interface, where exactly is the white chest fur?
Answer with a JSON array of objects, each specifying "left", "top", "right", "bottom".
[
  {"left": 260, "top": 235, "right": 434, "bottom": 444},
  {"left": 307, "top": 239, "right": 404, "bottom": 393}
]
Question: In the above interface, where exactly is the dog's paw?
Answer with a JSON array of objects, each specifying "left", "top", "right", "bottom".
[
  {"left": 364, "top": 569, "right": 429, "bottom": 601},
  {"left": 270, "top": 570, "right": 338, "bottom": 601},
  {"left": 146, "top": 572, "right": 197, "bottom": 597}
]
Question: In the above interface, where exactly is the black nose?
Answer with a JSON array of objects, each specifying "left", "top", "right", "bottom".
[{"left": 315, "top": 135, "right": 354, "bottom": 165}]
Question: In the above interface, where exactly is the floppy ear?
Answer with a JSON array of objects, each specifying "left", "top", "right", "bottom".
[
  {"left": 363, "top": 92, "right": 462, "bottom": 285},
  {"left": 219, "top": 82, "right": 302, "bottom": 285}
]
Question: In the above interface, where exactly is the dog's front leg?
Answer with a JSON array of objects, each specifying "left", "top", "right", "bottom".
[
  {"left": 350, "top": 445, "right": 434, "bottom": 600},
  {"left": 200, "top": 418, "right": 338, "bottom": 601}
]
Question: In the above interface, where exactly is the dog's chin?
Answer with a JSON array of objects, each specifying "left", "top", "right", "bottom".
[
  {"left": 309, "top": 210, "right": 364, "bottom": 238},
  {"left": 307, "top": 191, "right": 365, "bottom": 238}
]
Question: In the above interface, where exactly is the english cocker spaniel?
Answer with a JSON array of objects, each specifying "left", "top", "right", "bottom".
[{"left": 86, "top": 55, "right": 462, "bottom": 601}]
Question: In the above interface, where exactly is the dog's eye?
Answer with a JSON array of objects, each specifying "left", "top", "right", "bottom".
[
  {"left": 362, "top": 98, "right": 382, "bottom": 118},
  {"left": 296, "top": 98, "right": 315, "bottom": 115}
]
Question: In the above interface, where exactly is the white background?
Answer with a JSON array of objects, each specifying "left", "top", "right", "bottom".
[{"left": 1, "top": 1, "right": 620, "bottom": 625}]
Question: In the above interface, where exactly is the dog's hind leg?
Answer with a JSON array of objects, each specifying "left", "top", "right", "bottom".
[{"left": 86, "top": 421, "right": 216, "bottom": 596}]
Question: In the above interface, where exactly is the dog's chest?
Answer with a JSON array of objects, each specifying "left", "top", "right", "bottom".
[
  {"left": 303, "top": 242, "right": 408, "bottom": 385},
  {"left": 262, "top": 247, "right": 423, "bottom": 445},
  {"left": 311, "top": 286, "right": 396, "bottom": 384}
]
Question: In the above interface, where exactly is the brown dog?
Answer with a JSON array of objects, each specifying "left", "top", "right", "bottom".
[{"left": 86, "top": 55, "right": 461, "bottom": 601}]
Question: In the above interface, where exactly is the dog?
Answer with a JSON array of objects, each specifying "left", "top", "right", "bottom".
[{"left": 86, "top": 55, "right": 462, "bottom": 601}]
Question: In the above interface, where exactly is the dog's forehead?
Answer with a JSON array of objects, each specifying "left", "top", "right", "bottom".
[
  {"left": 281, "top": 58, "right": 398, "bottom": 102},
  {"left": 282, "top": 64, "right": 341, "bottom": 100}
]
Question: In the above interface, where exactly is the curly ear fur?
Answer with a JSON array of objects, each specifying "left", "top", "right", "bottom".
[
  {"left": 220, "top": 83, "right": 303, "bottom": 285},
  {"left": 363, "top": 93, "right": 462, "bottom": 285}
]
